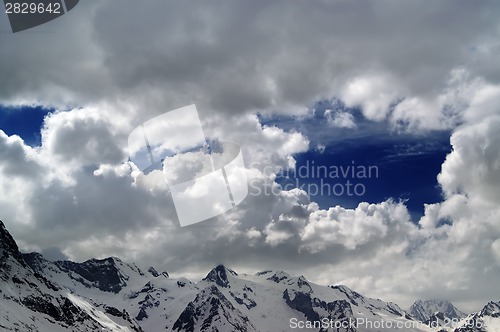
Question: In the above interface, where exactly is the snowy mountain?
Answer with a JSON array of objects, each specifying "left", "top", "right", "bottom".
[
  {"left": 0, "top": 220, "right": 142, "bottom": 331},
  {"left": 409, "top": 299, "right": 467, "bottom": 326},
  {"left": 452, "top": 301, "right": 500, "bottom": 332},
  {"left": 1, "top": 219, "right": 499, "bottom": 331},
  {"left": 172, "top": 285, "right": 257, "bottom": 332}
]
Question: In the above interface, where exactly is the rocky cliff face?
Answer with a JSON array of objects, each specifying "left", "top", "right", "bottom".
[
  {"left": 0, "top": 220, "right": 143, "bottom": 331},
  {"left": 410, "top": 299, "right": 467, "bottom": 323}
]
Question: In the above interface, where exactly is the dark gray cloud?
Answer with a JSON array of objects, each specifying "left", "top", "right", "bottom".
[{"left": 1, "top": 0, "right": 499, "bottom": 121}]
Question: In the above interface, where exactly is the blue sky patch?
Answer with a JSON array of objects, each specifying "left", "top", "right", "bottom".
[
  {"left": 0, "top": 105, "right": 54, "bottom": 146},
  {"left": 261, "top": 100, "right": 451, "bottom": 222}
]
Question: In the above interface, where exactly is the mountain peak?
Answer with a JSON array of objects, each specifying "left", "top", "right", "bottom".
[
  {"left": 409, "top": 299, "right": 466, "bottom": 322},
  {"left": 173, "top": 285, "right": 256, "bottom": 332},
  {"left": 265, "top": 271, "right": 292, "bottom": 283},
  {"left": 202, "top": 264, "right": 237, "bottom": 288},
  {"left": 0, "top": 219, "right": 26, "bottom": 268},
  {"left": 55, "top": 256, "right": 129, "bottom": 293},
  {"left": 255, "top": 270, "right": 273, "bottom": 276},
  {"left": 453, "top": 300, "right": 499, "bottom": 331},
  {"left": 481, "top": 301, "right": 500, "bottom": 317}
]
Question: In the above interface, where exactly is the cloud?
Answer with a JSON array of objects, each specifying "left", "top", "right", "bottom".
[
  {"left": 300, "top": 200, "right": 412, "bottom": 252},
  {"left": 315, "top": 144, "right": 326, "bottom": 154},
  {"left": 438, "top": 115, "right": 500, "bottom": 203},
  {"left": 1, "top": 105, "right": 500, "bottom": 311},
  {"left": 41, "top": 108, "right": 125, "bottom": 167},
  {"left": 0, "top": 108, "right": 310, "bottom": 260},
  {"left": 325, "top": 109, "right": 357, "bottom": 129},
  {"left": 0, "top": 130, "right": 44, "bottom": 178},
  {"left": 340, "top": 75, "right": 399, "bottom": 122},
  {"left": 1, "top": 1, "right": 498, "bottom": 126}
]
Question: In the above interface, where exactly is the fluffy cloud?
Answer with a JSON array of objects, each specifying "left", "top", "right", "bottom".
[
  {"left": 438, "top": 116, "right": 500, "bottom": 203},
  {"left": 0, "top": 130, "right": 44, "bottom": 179},
  {"left": 300, "top": 200, "right": 413, "bottom": 252},
  {"left": 0, "top": 108, "right": 310, "bottom": 265},
  {"left": 325, "top": 109, "right": 357, "bottom": 129},
  {"left": 41, "top": 108, "right": 125, "bottom": 167},
  {"left": 340, "top": 75, "right": 399, "bottom": 122}
]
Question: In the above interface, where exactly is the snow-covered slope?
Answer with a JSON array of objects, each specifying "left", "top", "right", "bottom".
[
  {"left": 452, "top": 301, "right": 500, "bottom": 332},
  {"left": 1, "top": 219, "right": 499, "bottom": 332},
  {"left": 172, "top": 284, "right": 257, "bottom": 332},
  {"left": 409, "top": 299, "right": 467, "bottom": 327},
  {"left": 210, "top": 267, "right": 436, "bottom": 331},
  {"left": 0, "top": 220, "right": 142, "bottom": 331}
]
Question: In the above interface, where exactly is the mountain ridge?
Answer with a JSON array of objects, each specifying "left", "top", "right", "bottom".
[{"left": 409, "top": 299, "right": 468, "bottom": 327}]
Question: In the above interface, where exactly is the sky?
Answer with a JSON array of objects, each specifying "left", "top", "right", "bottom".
[{"left": 1, "top": 0, "right": 500, "bottom": 312}]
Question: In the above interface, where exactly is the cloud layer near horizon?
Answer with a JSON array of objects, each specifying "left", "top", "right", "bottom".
[{"left": 1, "top": 0, "right": 500, "bottom": 312}]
